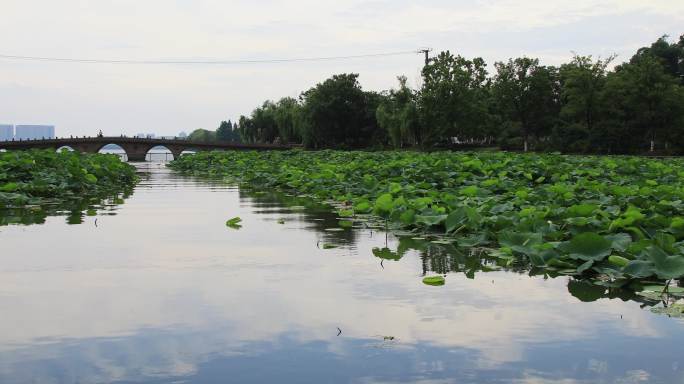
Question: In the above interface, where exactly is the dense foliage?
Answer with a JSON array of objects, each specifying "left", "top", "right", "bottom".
[
  {"left": 170, "top": 150, "right": 684, "bottom": 287},
  {"left": 222, "top": 35, "right": 684, "bottom": 154},
  {"left": 188, "top": 120, "right": 241, "bottom": 143},
  {"left": 0, "top": 150, "right": 138, "bottom": 207}
]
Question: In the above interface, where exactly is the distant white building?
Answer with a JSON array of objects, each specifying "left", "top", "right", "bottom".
[
  {"left": 178, "top": 131, "right": 188, "bottom": 138},
  {"left": 15, "top": 125, "right": 55, "bottom": 140},
  {"left": 0, "top": 124, "right": 13, "bottom": 141}
]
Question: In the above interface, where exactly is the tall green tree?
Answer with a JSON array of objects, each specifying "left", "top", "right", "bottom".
[
  {"left": 632, "top": 34, "right": 684, "bottom": 81},
  {"left": 299, "top": 73, "right": 380, "bottom": 148},
  {"left": 492, "top": 57, "right": 560, "bottom": 151},
  {"left": 216, "top": 120, "right": 238, "bottom": 142},
  {"left": 419, "top": 51, "right": 491, "bottom": 146},
  {"left": 556, "top": 55, "right": 614, "bottom": 151},
  {"left": 604, "top": 55, "right": 684, "bottom": 152}
]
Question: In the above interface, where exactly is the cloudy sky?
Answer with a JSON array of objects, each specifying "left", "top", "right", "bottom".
[{"left": 1, "top": 0, "right": 682, "bottom": 137}]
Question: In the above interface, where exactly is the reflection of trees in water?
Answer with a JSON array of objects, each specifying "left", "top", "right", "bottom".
[
  {"left": 399, "top": 239, "right": 500, "bottom": 277},
  {"left": 564, "top": 278, "right": 684, "bottom": 312},
  {"left": 382, "top": 235, "right": 684, "bottom": 309},
  {"left": 239, "top": 189, "right": 360, "bottom": 245},
  {"left": 239, "top": 187, "right": 683, "bottom": 311},
  {"left": 374, "top": 236, "right": 505, "bottom": 277},
  {"left": 0, "top": 186, "right": 134, "bottom": 226},
  {"left": 241, "top": 188, "right": 498, "bottom": 274}
]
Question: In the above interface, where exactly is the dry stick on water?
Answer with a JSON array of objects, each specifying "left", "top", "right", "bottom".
[
  {"left": 337, "top": 327, "right": 342, "bottom": 336},
  {"left": 662, "top": 279, "right": 673, "bottom": 296},
  {"left": 385, "top": 218, "right": 388, "bottom": 247}
]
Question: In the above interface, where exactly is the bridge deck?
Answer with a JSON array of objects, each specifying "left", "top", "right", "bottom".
[
  {"left": 0, "top": 137, "right": 295, "bottom": 161},
  {"left": 0, "top": 136, "right": 293, "bottom": 150}
]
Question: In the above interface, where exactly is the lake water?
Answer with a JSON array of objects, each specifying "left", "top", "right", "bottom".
[
  {"left": 100, "top": 148, "right": 179, "bottom": 162},
  {"left": 1, "top": 162, "right": 684, "bottom": 384}
]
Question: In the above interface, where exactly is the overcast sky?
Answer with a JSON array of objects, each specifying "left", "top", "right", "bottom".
[{"left": 1, "top": 0, "right": 682, "bottom": 137}]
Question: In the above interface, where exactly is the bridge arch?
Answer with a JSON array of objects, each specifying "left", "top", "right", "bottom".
[
  {"left": 146, "top": 145, "right": 175, "bottom": 162},
  {"left": 98, "top": 143, "right": 128, "bottom": 161},
  {"left": 56, "top": 145, "right": 75, "bottom": 152}
]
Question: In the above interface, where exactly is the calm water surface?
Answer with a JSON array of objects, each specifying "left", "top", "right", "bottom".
[{"left": 1, "top": 162, "right": 684, "bottom": 384}]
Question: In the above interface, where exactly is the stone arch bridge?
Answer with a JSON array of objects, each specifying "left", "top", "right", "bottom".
[{"left": 0, "top": 137, "right": 293, "bottom": 161}]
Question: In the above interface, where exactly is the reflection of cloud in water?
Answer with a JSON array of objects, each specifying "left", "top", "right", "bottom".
[
  {"left": 0, "top": 168, "right": 681, "bottom": 383},
  {"left": 514, "top": 373, "right": 582, "bottom": 384},
  {"left": 0, "top": 258, "right": 668, "bottom": 382}
]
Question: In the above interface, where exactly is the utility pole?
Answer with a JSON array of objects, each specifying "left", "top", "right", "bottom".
[{"left": 418, "top": 47, "right": 433, "bottom": 66}]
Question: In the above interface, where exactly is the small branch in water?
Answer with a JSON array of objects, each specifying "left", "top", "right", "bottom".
[
  {"left": 385, "top": 218, "right": 388, "bottom": 247},
  {"left": 662, "top": 279, "right": 672, "bottom": 295},
  {"left": 337, "top": 327, "right": 342, "bottom": 336},
  {"left": 380, "top": 260, "right": 384, "bottom": 269},
  {"left": 94, "top": 218, "right": 98, "bottom": 227}
]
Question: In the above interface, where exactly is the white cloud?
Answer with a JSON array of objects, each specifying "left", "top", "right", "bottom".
[{"left": 0, "top": 0, "right": 681, "bottom": 136}]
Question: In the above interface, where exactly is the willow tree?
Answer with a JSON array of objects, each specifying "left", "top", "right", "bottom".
[
  {"left": 273, "top": 97, "right": 302, "bottom": 144},
  {"left": 376, "top": 76, "right": 420, "bottom": 148}
]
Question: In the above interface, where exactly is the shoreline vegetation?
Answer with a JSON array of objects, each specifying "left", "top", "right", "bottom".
[
  {"left": 188, "top": 35, "right": 684, "bottom": 156},
  {"left": 169, "top": 150, "right": 684, "bottom": 293},
  {"left": 0, "top": 150, "right": 138, "bottom": 212}
]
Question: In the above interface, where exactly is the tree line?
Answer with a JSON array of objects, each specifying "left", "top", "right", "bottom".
[{"left": 189, "top": 35, "right": 684, "bottom": 154}]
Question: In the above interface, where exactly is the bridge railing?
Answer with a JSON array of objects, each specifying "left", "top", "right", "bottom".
[{"left": 0, "top": 136, "right": 296, "bottom": 150}]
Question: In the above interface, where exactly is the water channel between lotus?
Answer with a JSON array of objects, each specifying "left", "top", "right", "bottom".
[{"left": 1, "top": 161, "right": 683, "bottom": 384}]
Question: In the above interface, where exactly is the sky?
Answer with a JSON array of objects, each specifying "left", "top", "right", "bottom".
[{"left": 0, "top": 0, "right": 682, "bottom": 137}]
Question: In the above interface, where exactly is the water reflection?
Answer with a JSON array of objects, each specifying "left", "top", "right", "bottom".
[
  {"left": 240, "top": 190, "right": 681, "bottom": 305},
  {"left": 0, "top": 189, "right": 133, "bottom": 226},
  {"left": 239, "top": 190, "right": 361, "bottom": 247},
  {"left": 0, "top": 153, "right": 171, "bottom": 227},
  {"left": 0, "top": 166, "right": 683, "bottom": 383}
]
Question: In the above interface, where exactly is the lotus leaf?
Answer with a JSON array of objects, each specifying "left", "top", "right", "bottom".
[
  {"left": 559, "top": 233, "right": 612, "bottom": 261},
  {"left": 422, "top": 276, "right": 445, "bottom": 286},
  {"left": 226, "top": 217, "right": 242, "bottom": 229}
]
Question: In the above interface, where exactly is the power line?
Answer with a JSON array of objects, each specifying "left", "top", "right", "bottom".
[{"left": 0, "top": 50, "right": 419, "bottom": 65}]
